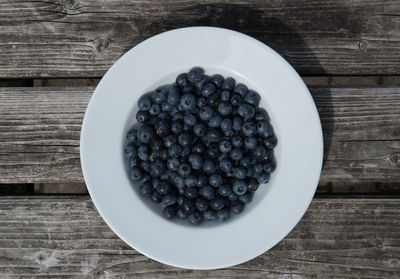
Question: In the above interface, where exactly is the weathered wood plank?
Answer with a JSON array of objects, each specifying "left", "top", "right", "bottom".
[
  {"left": 0, "top": 86, "right": 400, "bottom": 185},
  {"left": 0, "top": 196, "right": 399, "bottom": 278},
  {"left": 0, "top": 0, "right": 399, "bottom": 77}
]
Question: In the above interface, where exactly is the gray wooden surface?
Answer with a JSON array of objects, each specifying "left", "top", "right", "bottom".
[
  {"left": 1, "top": 86, "right": 399, "bottom": 188},
  {"left": 0, "top": 196, "right": 399, "bottom": 278},
  {"left": 0, "top": 0, "right": 399, "bottom": 77},
  {"left": 1, "top": 0, "right": 400, "bottom": 277}
]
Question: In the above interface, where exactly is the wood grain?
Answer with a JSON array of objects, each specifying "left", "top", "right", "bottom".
[
  {"left": 1, "top": 86, "right": 400, "bottom": 186},
  {"left": 0, "top": 0, "right": 399, "bottom": 78},
  {"left": 0, "top": 196, "right": 399, "bottom": 278}
]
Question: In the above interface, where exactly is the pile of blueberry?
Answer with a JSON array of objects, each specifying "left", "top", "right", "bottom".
[{"left": 124, "top": 67, "right": 277, "bottom": 225}]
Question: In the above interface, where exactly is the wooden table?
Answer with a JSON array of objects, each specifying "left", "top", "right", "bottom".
[{"left": 1, "top": 1, "right": 400, "bottom": 278}]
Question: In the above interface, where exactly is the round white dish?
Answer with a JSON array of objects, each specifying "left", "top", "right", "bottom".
[{"left": 80, "top": 26, "right": 323, "bottom": 269}]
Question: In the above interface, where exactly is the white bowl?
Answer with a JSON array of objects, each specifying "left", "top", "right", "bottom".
[{"left": 80, "top": 27, "right": 323, "bottom": 269}]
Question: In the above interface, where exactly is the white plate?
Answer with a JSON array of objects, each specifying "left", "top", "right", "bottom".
[{"left": 80, "top": 27, "right": 323, "bottom": 269}]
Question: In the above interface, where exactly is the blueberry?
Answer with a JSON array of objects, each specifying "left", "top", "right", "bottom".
[
  {"left": 157, "top": 111, "right": 170, "bottom": 120},
  {"left": 181, "top": 146, "right": 191, "bottom": 157},
  {"left": 238, "top": 192, "right": 253, "bottom": 203},
  {"left": 218, "top": 102, "right": 233, "bottom": 116},
  {"left": 229, "top": 148, "right": 243, "bottom": 161},
  {"left": 152, "top": 86, "right": 168, "bottom": 104},
  {"left": 127, "top": 128, "right": 139, "bottom": 143},
  {"left": 206, "top": 143, "right": 219, "bottom": 158},
  {"left": 243, "top": 137, "right": 257, "bottom": 149},
  {"left": 139, "top": 161, "right": 150, "bottom": 172},
  {"left": 223, "top": 129, "right": 235, "bottom": 138},
  {"left": 199, "top": 106, "right": 214, "bottom": 121},
  {"left": 210, "top": 197, "right": 225, "bottom": 210},
  {"left": 176, "top": 73, "right": 188, "bottom": 87},
  {"left": 193, "top": 123, "right": 207, "bottom": 137},
  {"left": 171, "top": 121, "right": 183, "bottom": 134},
  {"left": 230, "top": 94, "right": 242, "bottom": 106},
  {"left": 195, "top": 75, "right": 210, "bottom": 90},
  {"left": 253, "top": 145, "right": 266, "bottom": 159},
  {"left": 187, "top": 67, "right": 204, "bottom": 83},
  {"left": 154, "top": 120, "right": 170, "bottom": 137},
  {"left": 218, "top": 184, "right": 232, "bottom": 197},
  {"left": 234, "top": 83, "right": 248, "bottom": 97},
  {"left": 129, "top": 157, "right": 140, "bottom": 168},
  {"left": 263, "top": 135, "right": 278, "bottom": 149},
  {"left": 192, "top": 142, "right": 206, "bottom": 153},
  {"left": 195, "top": 197, "right": 209, "bottom": 211},
  {"left": 188, "top": 211, "right": 203, "bottom": 225},
  {"left": 233, "top": 180, "right": 248, "bottom": 195},
  {"left": 156, "top": 182, "right": 171, "bottom": 195},
  {"left": 230, "top": 136, "right": 242, "bottom": 149},
  {"left": 244, "top": 90, "right": 261, "bottom": 106},
  {"left": 256, "top": 172, "right": 270, "bottom": 184},
  {"left": 203, "top": 160, "right": 216, "bottom": 173},
  {"left": 256, "top": 121, "right": 270, "bottom": 134},
  {"left": 167, "top": 84, "right": 181, "bottom": 106},
  {"left": 124, "top": 145, "right": 137, "bottom": 158},
  {"left": 162, "top": 170, "right": 176, "bottom": 182},
  {"left": 148, "top": 152, "right": 158, "bottom": 162},
  {"left": 232, "top": 117, "right": 243, "bottom": 131},
  {"left": 219, "top": 140, "right": 232, "bottom": 153},
  {"left": 222, "top": 77, "right": 236, "bottom": 90},
  {"left": 185, "top": 187, "right": 199, "bottom": 199},
  {"left": 221, "top": 90, "right": 231, "bottom": 102},
  {"left": 166, "top": 143, "right": 180, "bottom": 158},
  {"left": 217, "top": 208, "right": 230, "bottom": 222},
  {"left": 167, "top": 158, "right": 180, "bottom": 171},
  {"left": 162, "top": 193, "right": 177, "bottom": 206},
  {"left": 199, "top": 185, "right": 215, "bottom": 200},
  {"left": 161, "top": 101, "right": 173, "bottom": 112},
  {"left": 219, "top": 159, "right": 233, "bottom": 173},
  {"left": 159, "top": 148, "right": 169, "bottom": 160},
  {"left": 196, "top": 175, "right": 208, "bottom": 188},
  {"left": 197, "top": 96, "right": 207, "bottom": 109},
  {"left": 188, "top": 153, "right": 203, "bottom": 170},
  {"left": 129, "top": 167, "right": 143, "bottom": 181},
  {"left": 177, "top": 133, "right": 191, "bottom": 147},
  {"left": 150, "top": 190, "right": 163, "bottom": 203},
  {"left": 210, "top": 74, "right": 224, "bottom": 87},
  {"left": 138, "top": 125, "right": 155, "bottom": 143},
  {"left": 182, "top": 199, "right": 195, "bottom": 214},
  {"left": 183, "top": 85, "right": 195, "bottom": 94},
  {"left": 218, "top": 118, "right": 231, "bottom": 132},
  {"left": 261, "top": 125, "right": 274, "bottom": 139},
  {"left": 201, "top": 83, "right": 216, "bottom": 97},
  {"left": 172, "top": 112, "right": 184, "bottom": 121},
  {"left": 185, "top": 176, "right": 197, "bottom": 187},
  {"left": 206, "top": 129, "right": 222, "bottom": 143},
  {"left": 248, "top": 179, "right": 259, "bottom": 192},
  {"left": 255, "top": 108, "right": 270, "bottom": 122},
  {"left": 242, "top": 121, "right": 257, "bottom": 137},
  {"left": 253, "top": 163, "right": 264, "bottom": 175},
  {"left": 231, "top": 201, "right": 245, "bottom": 214},
  {"left": 233, "top": 166, "right": 246, "bottom": 179},
  {"left": 177, "top": 207, "right": 187, "bottom": 219},
  {"left": 240, "top": 156, "right": 251, "bottom": 168},
  {"left": 150, "top": 161, "right": 164, "bottom": 177},
  {"left": 180, "top": 94, "right": 196, "bottom": 111},
  {"left": 138, "top": 145, "right": 150, "bottom": 161},
  {"left": 209, "top": 115, "right": 223, "bottom": 127},
  {"left": 162, "top": 135, "right": 176, "bottom": 148},
  {"left": 184, "top": 113, "right": 197, "bottom": 126},
  {"left": 207, "top": 93, "right": 221, "bottom": 107},
  {"left": 264, "top": 160, "right": 276, "bottom": 174},
  {"left": 163, "top": 205, "right": 177, "bottom": 219},
  {"left": 138, "top": 94, "right": 152, "bottom": 111},
  {"left": 173, "top": 175, "right": 185, "bottom": 188},
  {"left": 238, "top": 103, "right": 255, "bottom": 120},
  {"left": 209, "top": 173, "right": 223, "bottom": 187},
  {"left": 150, "top": 138, "right": 163, "bottom": 152},
  {"left": 247, "top": 167, "right": 254, "bottom": 178},
  {"left": 136, "top": 110, "right": 150, "bottom": 123},
  {"left": 227, "top": 191, "right": 238, "bottom": 201},
  {"left": 139, "top": 183, "right": 152, "bottom": 196},
  {"left": 178, "top": 163, "right": 191, "bottom": 177}
]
